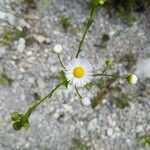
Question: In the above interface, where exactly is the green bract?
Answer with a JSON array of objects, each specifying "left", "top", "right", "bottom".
[
  {"left": 11, "top": 112, "right": 20, "bottom": 121},
  {"left": 59, "top": 71, "right": 69, "bottom": 88}
]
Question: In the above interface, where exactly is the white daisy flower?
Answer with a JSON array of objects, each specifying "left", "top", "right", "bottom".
[
  {"left": 66, "top": 58, "right": 93, "bottom": 87},
  {"left": 53, "top": 44, "right": 62, "bottom": 54}
]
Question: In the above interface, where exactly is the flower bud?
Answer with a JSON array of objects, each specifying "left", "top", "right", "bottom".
[
  {"left": 53, "top": 44, "right": 62, "bottom": 54},
  {"left": 92, "top": 0, "right": 106, "bottom": 8},
  {"left": 99, "top": 0, "right": 106, "bottom": 5},
  {"left": 126, "top": 74, "right": 137, "bottom": 84},
  {"left": 105, "top": 59, "right": 112, "bottom": 66},
  {"left": 82, "top": 97, "right": 91, "bottom": 106},
  {"left": 13, "top": 122, "right": 22, "bottom": 130},
  {"left": 11, "top": 112, "right": 20, "bottom": 121}
]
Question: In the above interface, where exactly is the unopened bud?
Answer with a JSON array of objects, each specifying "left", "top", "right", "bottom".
[
  {"left": 53, "top": 44, "right": 62, "bottom": 54},
  {"left": 11, "top": 112, "right": 20, "bottom": 121},
  {"left": 105, "top": 59, "right": 112, "bottom": 66},
  {"left": 126, "top": 74, "right": 137, "bottom": 84}
]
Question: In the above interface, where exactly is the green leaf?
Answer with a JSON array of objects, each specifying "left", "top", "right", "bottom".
[
  {"left": 60, "top": 16, "right": 71, "bottom": 31},
  {"left": 140, "top": 135, "right": 150, "bottom": 147},
  {"left": 1, "top": 72, "right": 14, "bottom": 86},
  {"left": 113, "top": 86, "right": 122, "bottom": 92},
  {"left": 59, "top": 70, "right": 69, "bottom": 88},
  {"left": 98, "top": 78, "right": 105, "bottom": 88},
  {"left": 0, "top": 78, "right": 5, "bottom": 85},
  {"left": 70, "top": 138, "right": 90, "bottom": 150},
  {"left": 112, "top": 93, "right": 129, "bottom": 109},
  {"left": 84, "top": 82, "right": 93, "bottom": 89},
  {"left": 37, "top": 0, "right": 52, "bottom": 16},
  {"left": 91, "top": 98, "right": 103, "bottom": 109}
]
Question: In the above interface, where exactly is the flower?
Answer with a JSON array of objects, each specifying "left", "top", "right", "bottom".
[
  {"left": 66, "top": 58, "right": 92, "bottom": 87},
  {"left": 53, "top": 44, "right": 62, "bottom": 54},
  {"left": 99, "top": 0, "right": 106, "bottom": 5},
  {"left": 82, "top": 97, "right": 91, "bottom": 106},
  {"left": 127, "top": 74, "right": 137, "bottom": 84}
]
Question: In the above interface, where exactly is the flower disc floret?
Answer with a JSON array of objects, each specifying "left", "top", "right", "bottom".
[{"left": 73, "top": 66, "right": 85, "bottom": 78}]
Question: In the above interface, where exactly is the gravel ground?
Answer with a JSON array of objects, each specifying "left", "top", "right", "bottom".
[{"left": 0, "top": 0, "right": 150, "bottom": 150}]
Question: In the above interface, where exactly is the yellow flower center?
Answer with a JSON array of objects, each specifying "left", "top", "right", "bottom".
[{"left": 73, "top": 66, "right": 85, "bottom": 78}]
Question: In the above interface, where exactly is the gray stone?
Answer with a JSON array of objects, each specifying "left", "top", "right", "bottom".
[{"left": 17, "top": 38, "right": 26, "bottom": 53}]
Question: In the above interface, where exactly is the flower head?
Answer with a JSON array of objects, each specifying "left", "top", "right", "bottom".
[
  {"left": 99, "top": 0, "right": 106, "bottom": 5},
  {"left": 127, "top": 74, "right": 137, "bottom": 84},
  {"left": 66, "top": 58, "right": 92, "bottom": 87},
  {"left": 53, "top": 44, "right": 62, "bottom": 54}
]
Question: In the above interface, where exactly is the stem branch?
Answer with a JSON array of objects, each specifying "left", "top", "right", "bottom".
[
  {"left": 74, "top": 86, "right": 83, "bottom": 104},
  {"left": 57, "top": 54, "right": 66, "bottom": 70},
  {"left": 76, "top": 7, "right": 97, "bottom": 58},
  {"left": 93, "top": 73, "right": 125, "bottom": 78},
  {"left": 25, "top": 82, "right": 63, "bottom": 118}
]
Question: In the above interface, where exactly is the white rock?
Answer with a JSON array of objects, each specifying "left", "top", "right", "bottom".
[
  {"left": 136, "top": 125, "right": 143, "bottom": 133},
  {"left": 0, "top": 11, "right": 6, "bottom": 19},
  {"left": 12, "top": 55, "right": 18, "bottom": 60},
  {"left": 18, "top": 18, "right": 30, "bottom": 28},
  {"left": 17, "top": 38, "right": 26, "bottom": 53},
  {"left": 63, "top": 104, "right": 73, "bottom": 113},
  {"left": 136, "top": 58, "right": 150, "bottom": 78},
  {"left": 82, "top": 97, "right": 91, "bottom": 106},
  {"left": 0, "top": 47, "right": 6, "bottom": 55},
  {"left": 26, "top": 51, "right": 32, "bottom": 56},
  {"left": 20, "top": 68, "right": 25, "bottom": 73},
  {"left": 33, "top": 35, "right": 46, "bottom": 43},
  {"left": 107, "top": 128, "right": 113, "bottom": 137},
  {"left": 102, "top": 99, "right": 107, "bottom": 104},
  {"left": 24, "top": 14, "right": 40, "bottom": 20},
  {"left": 88, "top": 118, "right": 98, "bottom": 131},
  {"left": 50, "top": 66, "right": 58, "bottom": 73},
  {"left": 0, "top": 11, "right": 15, "bottom": 25},
  {"left": 37, "top": 78, "right": 46, "bottom": 89},
  {"left": 28, "top": 77, "right": 35, "bottom": 84}
]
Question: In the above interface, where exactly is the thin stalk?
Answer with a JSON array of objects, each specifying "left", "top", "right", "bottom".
[
  {"left": 101, "top": 65, "right": 108, "bottom": 74},
  {"left": 25, "top": 82, "right": 63, "bottom": 118},
  {"left": 74, "top": 86, "right": 83, "bottom": 105},
  {"left": 57, "top": 54, "right": 66, "bottom": 70},
  {"left": 76, "top": 7, "right": 97, "bottom": 58},
  {"left": 93, "top": 73, "right": 125, "bottom": 78}
]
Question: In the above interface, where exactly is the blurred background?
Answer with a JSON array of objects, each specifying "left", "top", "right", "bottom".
[{"left": 0, "top": 0, "right": 150, "bottom": 149}]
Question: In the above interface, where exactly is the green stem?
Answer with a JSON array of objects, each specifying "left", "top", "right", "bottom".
[
  {"left": 93, "top": 73, "right": 125, "bottom": 78},
  {"left": 76, "top": 7, "right": 97, "bottom": 58},
  {"left": 57, "top": 54, "right": 66, "bottom": 70},
  {"left": 74, "top": 86, "right": 83, "bottom": 105},
  {"left": 101, "top": 65, "right": 108, "bottom": 74},
  {"left": 25, "top": 82, "right": 63, "bottom": 118}
]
